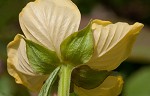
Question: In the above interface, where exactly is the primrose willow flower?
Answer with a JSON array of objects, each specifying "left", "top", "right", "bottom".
[{"left": 7, "top": 0, "right": 143, "bottom": 96}]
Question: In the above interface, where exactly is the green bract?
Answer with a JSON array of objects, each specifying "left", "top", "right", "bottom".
[
  {"left": 72, "top": 65, "right": 111, "bottom": 89},
  {"left": 60, "top": 23, "right": 94, "bottom": 65},
  {"left": 25, "top": 39, "right": 60, "bottom": 74}
]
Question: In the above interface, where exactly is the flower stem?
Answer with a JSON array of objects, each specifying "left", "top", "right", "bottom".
[{"left": 58, "top": 64, "right": 74, "bottom": 96}]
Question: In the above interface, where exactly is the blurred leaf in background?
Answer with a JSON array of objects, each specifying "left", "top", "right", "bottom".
[
  {"left": 0, "top": 74, "right": 30, "bottom": 96},
  {"left": 123, "top": 67, "right": 150, "bottom": 96}
]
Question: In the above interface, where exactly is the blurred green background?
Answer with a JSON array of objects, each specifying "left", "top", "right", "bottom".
[{"left": 0, "top": 0, "right": 150, "bottom": 96}]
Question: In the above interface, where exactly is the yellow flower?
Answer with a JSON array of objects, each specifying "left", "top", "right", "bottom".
[{"left": 7, "top": 0, "right": 143, "bottom": 95}]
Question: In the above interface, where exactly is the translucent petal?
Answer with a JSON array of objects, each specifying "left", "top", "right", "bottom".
[
  {"left": 87, "top": 22, "right": 144, "bottom": 70},
  {"left": 7, "top": 34, "right": 47, "bottom": 91},
  {"left": 19, "top": 0, "right": 81, "bottom": 58},
  {"left": 74, "top": 75, "right": 123, "bottom": 96}
]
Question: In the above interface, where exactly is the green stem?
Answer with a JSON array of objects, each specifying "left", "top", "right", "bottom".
[{"left": 58, "top": 64, "right": 74, "bottom": 96}]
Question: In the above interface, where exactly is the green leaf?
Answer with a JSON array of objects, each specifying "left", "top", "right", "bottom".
[
  {"left": 60, "top": 22, "right": 94, "bottom": 65},
  {"left": 72, "top": 65, "right": 111, "bottom": 89},
  {"left": 39, "top": 66, "right": 60, "bottom": 96},
  {"left": 25, "top": 39, "right": 60, "bottom": 74}
]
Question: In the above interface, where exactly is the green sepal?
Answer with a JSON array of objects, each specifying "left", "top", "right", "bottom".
[
  {"left": 25, "top": 39, "right": 60, "bottom": 74},
  {"left": 60, "top": 22, "right": 94, "bottom": 65},
  {"left": 39, "top": 66, "right": 60, "bottom": 96},
  {"left": 72, "top": 65, "right": 111, "bottom": 89}
]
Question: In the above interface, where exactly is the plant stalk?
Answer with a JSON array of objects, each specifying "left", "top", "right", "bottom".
[{"left": 58, "top": 64, "right": 74, "bottom": 96}]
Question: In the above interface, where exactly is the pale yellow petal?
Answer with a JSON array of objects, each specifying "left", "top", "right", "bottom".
[
  {"left": 19, "top": 0, "right": 81, "bottom": 58},
  {"left": 87, "top": 22, "right": 144, "bottom": 71},
  {"left": 74, "top": 75, "right": 123, "bottom": 96},
  {"left": 92, "top": 19, "right": 112, "bottom": 29},
  {"left": 7, "top": 34, "right": 47, "bottom": 91},
  {"left": 92, "top": 20, "right": 112, "bottom": 47}
]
